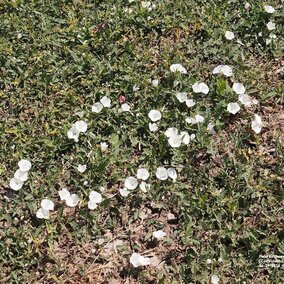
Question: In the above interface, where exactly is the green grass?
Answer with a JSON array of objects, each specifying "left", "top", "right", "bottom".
[{"left": 0, "top": 0, "right": 283, "bottom": 283}]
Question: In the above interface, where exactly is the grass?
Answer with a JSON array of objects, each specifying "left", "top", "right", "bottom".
[{"left": 0, "top": 0, "right": 283, "bottom": 283}]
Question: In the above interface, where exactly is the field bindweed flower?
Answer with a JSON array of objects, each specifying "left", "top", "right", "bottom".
[
  {"left": 211, "top": 275, "right": 219, "bottom": 284},
  {"left": 133, "top": 85, "right": 140, "bottom": 91},
  {"left": 18, "top": 159, "right": 32, "bottom": 172},
  {"left": 124, "top": 176, "right": 138, "bottom": 190},
  {"left": 77, "top": 164, "right": 87, "bottom": 173},
  {"left": 264, "top": 5, "right": 275, "bottom": 13},
  {"left": 137, "top": 168, "right": 150, "bottom": 180},
  {"left": 156, "top": 166, "right": 168, "bottom": 180},
  {"left": 100, "top": 96, "right": 111, "bottom": 108},
  {"left": 213, "top": 65, "right": 233, "bottom": 77},
  {"left": 10, "top": 178, "right": 24, "bottom": 191},
  {"left": 139, "top": 181, "right": 150, "bottom": 192},
  {"left": 165, "top": 127, "right": 179, "bottom": 138},
  {"left": 100, "top": 142, "right": 109, "bottom": 152},
  {"left": 148, "top": 110, "right": 162, "bottom": 122},
  {"left": 186, "top": 98, "right": 195, "bottom": 108},
  {"left": 207, "top": 123, "right": 216, "bottom": 135},
  {"left": 153, "top": 230, "right": 166, "bottom": 239},
  {"left": 238, "top": 94, "right": 258, "bottom": 107},
  {"left": 192, "top": 82, "right": 209, "bottom": 94},
  {"left": 180, "top": 131, "right": 190, "bottom": 145},
  {"left": 59, "top": 188, "right": 80, "bottom": 207},
  {"left": 225, "top": 31, "right": 235, "bottom": 40},
  {"left": 176, "top": 92, "right": 187, "bottom": 103},
  {"left": 14, "top": 169, "right": 28, "bottom": 182},
  {"left": 167, "top": 168, "right": 177, "bottom": 180},
  {"left": 233, "top": 83, "right": 246, "bottom": 95},
  {"left": 121, "top": 103, "right": 131, "bottom": 112},
  {"left": 119, "top": 187, "right": 130, "bottom": 197},
  {"left": 170, "top": 63, "right": 187, "bottom": 74},
  {"left": 67, "top": 120, "right": 88, "bottom": 142},
  {"left": 168, "top": 134, "right": 182, "bottom": 148},
  {"left": 130, "top": 253, "right": 151, "bottom": 267},
  {"left": 206, "top": 259, "right": 212, "bottom": 265},
  {"left": 186, "top": 114, "right": 205, "bottom": 124},
  {"left": 267, "top": 21, "right": 276, "bottom": 31},
  {"left": 227, "top": 102, "right": 240, "bottom": 114},
  {"left": 251, "top": 114, "right": 262, "bottom": 134},
  {"left": 36, "top": 208, "right": 50, "bottom": 219},
  {"left": 149, "top": 123, "right": 158, "bottom": 132},
  {"left": 152, "top": 79, "right": 159, "bottom": 87},
  {"left": 141, "top": 1, "right": 156, "bottom": 11},
  {"left": 36, "top": 198, "right": 54, "bottom": 219},
  {"left": 92, "top": 102, "right": 104, "bottom": 113},
  {"left": 88, "top": 191, "right": 103, "bottom": 210}
]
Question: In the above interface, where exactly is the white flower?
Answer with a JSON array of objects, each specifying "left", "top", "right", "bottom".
[
  {"left": 167, "top": 168, "right": 177, "bottom": 180},
  {"left": 153, "top": 230, "right": 166, "bottom": 239},
  {"left": 100, "top": 96, "right": 111, "bottom": 107},
  {"left": 207, "top": 123, "right": 216, "bottom": 135},
  {"left": 195, "top": 114, "right": 205, "bottom": 123},
  {"left": 238, "top": 93, "right": 256, "bottom": 106},
  {"left": 77, "top": 164, "right": 87, "bottom": 173},
  {"left": 192, "top": 82, "right": 209, "bottom": 94},
  {"left": 139, "top": 181, "right": 150, "bottom": 192},
  {"left": 264, "top": 5, "right": 275, "bottom": 13},
  {"left": 133, "top": 85, "right": 140, "bottom": 91},
  {"left": 173, "top": 80, "right": 179, "bottom": 87},
  {"left": 168, "top": 134, "right": 182, "bottom": 148},
  {"left": 186, "top": 99, "right": 195, "bottom": 108},
  {"left": 88, "top": 191, "right": 103, "bottom": 210},
  {"left": 156, "top": 166, "right": 168, "bottom": 180},
  {"left": 152, "top": 79, "right": 159, "bottom": 87},
  {"left": 190, "top": 134, "right": 196, "bottom": 140},
  {"left": 75, "top": 120, "right": 88, "bottom": 133},
  {"left": 149, "top": 123, "right": 158, "bottom": 132},
  {"left": 211, "top": 275, "right": 219, "bottom": 284},
  {"left": 225, "top": 31, "right": 235, "bottom": 40},
  {"left": 10, "top": 177, "right": 24, "bottom": 191},
  {"left": 176, "top": 92, "right": 187, "bottom": 103},
  {"left": 67, "top": 125, "right": 80, "bottom": 142},
  {"left": 92, "top": 102, "right": 104, "bottom": 113},
  {"left": 124, "top": 176, "right": 138, "bottom": 190},
  {"left": 41, "top": 199, "right": 54, "bottom": 211},
  {"left": 141, "top": 1, "right": 151, "bottom": 9},
  {"left": 14, "top": 169, "right": 28, "bottom": 182},
  {"left": 18, "top": 159, "right": 32, "bottom": 172},
  {"left": 170, "top": 63, "right": 187, "bottom": 74},
  {"left": 165, "top": 127, "right": 179, "bottom": 138},
  {"left": 36, "top": 208, "right": 50, "bottom": 219},
  {"left": 267, "top": 21, "right": 276, "bottom": 31},
  {"left": 121, "top": 103, "right": 131, "bottom": 112},
  {"left": 185, "top": 117, "right": 196, "bottom": 124},
  {"left": 75, "top": 111, "right": 84, "bottom": 118},
  {"left": 137, "top": 168, "right": 150, "bottom": 180},
  {"left": 251, "top": 114, "right": 262, "bottom": 134},
  {"left": 180, "top": 131, "right": 190, "bottom": 145},
  {"left": 100, "top": 142, "right": 109, "bottom": 152},
  {"left": 65, "top": 194, "right": 80, "bottom": 207},
  {"left": 148, "top": 110, "right": 162, "bottom": 122},
  {"left": 206, "top": 259, "right": 212, "bottom": 265},
  {"left": 83, "top": 181, "right": 88, "bottom": 186},
  {"left": 119, "top": 187, "right": 130, "bottom": 197},
  {"left": 130, "top": 253, "right": 151, "bottom": 267},
  {"left": 213, "top": 65, "right": 233, "bottom": 77},
  {"left": 232, "top": 83, "right": 246, "bottom": 95},
  {"left": 59, "top": 188, "right": 70, "bottom": 201},
  {"left": 227, "top": 102, "right": 241, "bottom": 114}
]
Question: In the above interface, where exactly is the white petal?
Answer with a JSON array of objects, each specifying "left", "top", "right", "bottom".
[
  {"left": 89, "top": 191, "right": 102, "bottom": 203},
  {"left": 227, "top": 102, "right": 240, "bottom": 114},
  {"left": 41, "top": 199, "right": 54, "bottom": 211},
  {"left": 267, "top": 21, "right": 276, "bottom": 31},
  {"left": 152, "top": 79, "right": 159, "bottom": 87},
  {"left": 149, "top": 123, "right": 158, "bottom": 132},
  {"left": 176, "top": 92, "right": 187, "bottom": 103},
  {"left": 77, "top": 164, "right": 87, "bottom": 173},
  {"left": 66, "top": 194, "right": 80, "bottom": 207},
  {"left": 180, "top": 131, "right": 190, "bottom": 144},
  {"left": 156, "top": 166, "right": 168, "bottom": 180},
  {"left": 36, "top": 208, "right": 50, "bottom": 219},
  {"left": 92, "top": 102, "right": 104, "bottom": 113},
  {"left": 232, "top": 83, "right": 246, "bottom": 95},
  {"left": 18, "top": 159, "right": 32, "bottom": 172},
  {"left": 100, "top": 96, "right": 111, "bottom": 108},
  {"left": 58, "top": 188, "right": 71, "bottom": 201},
  {"left": 195, "top": 114, "right": 205, "bottom": 123},
  {"left": 121, "top": 103, "right": 131, "bottom": 112},
  {"left": 148, "top": 110, "right": 162, "bottom": 122},
  {"left": 264, "top": 5, "right": 275, "bottom": 14},
  {"left": 14, "top": 169, "right": 28, "bottom": 182},
  {"left": 185, "top": 117, "right": 196, "bottom": 124},
  {"left": 124, "top": 176, "right": 138, "bottom": 190},
  {"left": 225, "top": 31, "right": 235, "bottom": 40},
  {"left": 251, "top": 114, "right": 262, "bottom": 134},
  {"left": 213, "top": 65, "right": 223, "bottom": 74},
  {"left": 67, "top": 126, "right": 80, "bottom": 142},
  {"left": 221, "top": 65, "right": 233, "bottom": 77},
  {"left": 88, "top": 200, "right": 98, "bottom": 210},
  {"left": 170, "top": 63, "right": 187, "bottom": 74},
  {"left": 165, "top": 127, "right": 179, "bottom": 138},
  {"left": 139, "top": 181, "right": 150, "bottom": 192},
  {"left": 75, "top": 120, "right": 88, "bottom": 133},
  {"left": 153, "top": 230, "right": 166, "bottom": 239},
  {"left": 211, "top": 275, "right": 219, "bottom": 284},
  {"left": 185, "top": 99, "right": 195, "bottom": 108},
  {"left": 119, "top": 187, "right": 130, "bottom": 197},
  {"left": 167, "top": 168, "right": 177, "bottom": 180},
  {"left": 10, "top": 177, "right": 24, "bottom": 191},
  {"left": 238, "top": 93, "right": 253, "bottom": 106},
  {"left": 100, "top": 142, "right": 109, "bottom": 151},
  {"left": 207, "top": 123, "right": 216, "bottom": 135},
  {"left": 137, "top": 168, "right": 150, "bottom": 180},
  {"left": 192, "top": 82, "right": 209, "bottom": 94},
  {"left": 168, "top": 134, "right": 182, "bottom": 148},
  {"left": 130, "top": 253, "right": 150, "bottom": 267}
]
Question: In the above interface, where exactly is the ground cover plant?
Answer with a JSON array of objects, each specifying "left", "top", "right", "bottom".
[{"left": 0, "top": 0, "right": 283, "bottom": 283}]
